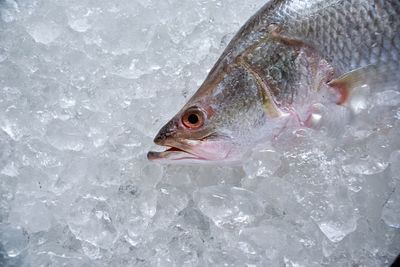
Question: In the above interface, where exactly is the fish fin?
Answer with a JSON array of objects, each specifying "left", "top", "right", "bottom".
[{"left": 328, "top": 64, "right": 400, "bottom": 105}]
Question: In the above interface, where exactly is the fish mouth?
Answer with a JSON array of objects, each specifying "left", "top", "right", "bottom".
[
  {"left": 147, "top": 133, "right": 234, "bottom": 164},
  {"left": 147, "top": 139, "right": 207, "bottom": 163},
  {"left": 147, "top": 146, "right": 206, "bottom": 162}
]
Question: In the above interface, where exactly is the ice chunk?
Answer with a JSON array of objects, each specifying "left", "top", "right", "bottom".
[
  {"left": 54, "top": 156, "right": 89, "bottom": 193},
  {"left": 26, "top": 224, "right": 91, "bottom": 266},
  {"left": 152, "top": 184, "right": 189, "bottom": 228},
  {"left": 315, "top": 202, "right": 359, "bottom": 243},
  {"left": 138, "top": 189, "right": 158, "bottom": 218},
  {"left": 117, "top": 187, "right": 158, "bottom": 247},
  {"left": 318, "top": 220, "right": 356, "bottom": 243},
  {"left": 342, "top": 135, "right": 391, "bottom": 176},
  {"left": 239, "top": 225, "right": 286, "bottom": 260},
  {"left": 8, "top": 201, "right": 52, "bottom": 233},
  {"left": 67, "top": 197, "right": 117, "bottom": 249},
  {"left": 68, "top": 18, "right": 90, "bottom": 33},
  {"left": 0, "top": 0, "right": 20, "bottom": 23},
  {"left": 193, "top": 186, "right": 264, "bottom": 229},
  {"left": 374, "top": 90, "right": 400, "bottom": 106},
  {"left": 390, "top": 150, "right": 400, "bottom": 180},
  {"left": 0, "top": 130, "right": 12, "bottom": 171},
  {"left": 26, "top": 21, "right": 62, "bottom": 45},
  {"left": 0, "top": 225, "right": 28, "bottom": 258},
  {"left": 177, "top": 207, "right": 211, "bottom": 238},
  {"left": 1, "top": 161, "right": 19, "bottom": 177},
  {"left": 46, "top": 120, "right": 86, "bottom": 151},
  {"left": 342, "top": 156, "right": 388, "bottom": 175},
  {"left": 0, "top": 117, "right": 24, "bottom": 141},
  {"left": 139, "top": 163, "right": 163, "bottom": 189},
  {"left": 190, "top": 166, "right": 244, "bottom": 187},
  {"left": 252, "top": 177, "right": 299, "bottom": 218},
  {"left": 165, "top": 208, "right": 210, "bottom": 266},
  {"left": 348, "top": 84, "right": 370, "bottom": 113},
  {"left": 243, "top": 144, "right": 282, "bottom": 179},
  {"left": 382, "top": 188, "right": 400, "bottom": 229}
]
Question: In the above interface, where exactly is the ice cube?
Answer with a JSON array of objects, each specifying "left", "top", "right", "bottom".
[
  {"left": 193, "top": 186, "right": 264, "bottom": 229},
  {"left": 68, "top": 18, "right": 90, "bottom": 33},
  {"left": 0, "top": 0, "right": 20, "bottom": 23},
  {"left": 374, "top": 90, "right": 400, "bottom": 106},
  {"left": 382, "top": 188, "right": 400, "bottom": 229},
  {"left": 0, "top": 130, "right": 12, "bottom": 171},
  {"left": 315, "top": 201, "right": 359, "bottom": 243},
  {"left": 0, "top": 225, "right": 28, "bottom": 258},
  {"left": 318, "top": 220, "right": 357, "bottom": 243},
  {"left": 46, "top": 120, "right": 86, "bottom": 152},
  {"left": 390, "top": 150, "right": 400, "bottom": 180},
  {"left": 152, "top": 184, "right": 189, "bottom": 228},
  {"left": 342, "top": 156, "right": 389, "bottom": 175},
  {"left": 239, "top": 225, "right": 286, "bottom": 260},
  {"left": 8, "top": 201, "right": 52, "bottom": 233},
  {"left": 67, "top": 197, "right": 117, "bottom": 249},
  {"left": 26, "top": 21, "right": 62, "bottom": 45},
  {"left": 243, "top": 144, "right": 282, "bottom": 179}
]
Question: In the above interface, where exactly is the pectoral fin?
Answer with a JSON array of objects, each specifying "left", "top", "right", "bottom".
[{"left": 328, "top": 64, "right": 400, "bottom": 105}]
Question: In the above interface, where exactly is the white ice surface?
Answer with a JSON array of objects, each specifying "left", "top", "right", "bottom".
[{"left": 0, "top": 0, "right": 399, "bottom": 266}]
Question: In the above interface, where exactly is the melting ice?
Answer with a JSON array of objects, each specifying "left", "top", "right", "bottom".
[{"left": 0, "top": 0, "right": 399, "bottom": 266}]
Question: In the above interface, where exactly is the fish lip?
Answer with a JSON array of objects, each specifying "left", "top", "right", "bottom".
[
  {"left": 147, "top": 149, "right": 205, "bottom": 162},
  {"left": 147, "top": 139, "right": 206, "bottom": 162},
  {"left": 148, "top": 132, "right": 231, "bottom": 162}
]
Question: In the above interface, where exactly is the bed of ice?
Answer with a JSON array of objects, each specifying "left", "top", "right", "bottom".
[{"left": 0, "top": 0, "right": 399, "bottom": 266}]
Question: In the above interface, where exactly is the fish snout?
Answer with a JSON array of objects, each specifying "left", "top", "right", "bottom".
[{"left": 153, "top": 120, "right": 177, "bottom": 145}]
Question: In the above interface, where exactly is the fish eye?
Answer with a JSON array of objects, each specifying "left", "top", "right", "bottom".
[{"left": 182, "top": 108, "right": 204, "bottom": 129}]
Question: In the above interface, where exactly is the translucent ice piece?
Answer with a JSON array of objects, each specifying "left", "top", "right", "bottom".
[{"left": 193, "top": 186, "right": 264, "bottom": 229}]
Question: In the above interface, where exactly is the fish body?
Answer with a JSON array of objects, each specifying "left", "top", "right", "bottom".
[{"left": 148, "top": 0, "right": 400, "bottom": 164}]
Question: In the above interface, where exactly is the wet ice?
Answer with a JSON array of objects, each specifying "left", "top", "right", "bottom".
[{"left": 0, "top": 0, "right": 399, "bottom": 266}]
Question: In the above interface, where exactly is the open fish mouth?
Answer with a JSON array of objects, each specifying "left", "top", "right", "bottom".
[
  {"left": 147, "top": 136, "right": 214, "bottom": 163},
  {"left": 147, "top": 135, "right": 233, "bottom": 164},
  {"left": 147, "top": 132, "right": 234, "bottom": 164},
  {"left": 147, "top": 145, "right": 206, "bottom": 162}
]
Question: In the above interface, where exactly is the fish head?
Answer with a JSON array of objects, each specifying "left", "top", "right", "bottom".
[
  {"left": 148, "top": 64, "right": 281, "bottom": 165},
  {"left": 148, "top": 104, "right": 234, "bottom": 165}
]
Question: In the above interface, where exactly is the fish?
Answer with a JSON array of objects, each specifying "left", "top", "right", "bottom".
[{"left": 147, "top": 0, "right": 400, "bottom": 165}]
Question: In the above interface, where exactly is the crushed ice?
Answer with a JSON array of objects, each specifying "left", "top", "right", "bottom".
[{"left": 0, "top": 0, "right": 399, "bottom": 266}]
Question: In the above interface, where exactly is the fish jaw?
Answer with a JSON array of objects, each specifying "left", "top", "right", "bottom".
[
  {"left": 147, "top": 137, "right": 236, "bottom": 165},
  {"left": 147, "top": 149, "right": 207, "bottom": 165}
]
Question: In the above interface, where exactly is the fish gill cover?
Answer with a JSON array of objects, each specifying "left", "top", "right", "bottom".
[{"left": 0, "top": 0, "right": 399, "bottom": 266}]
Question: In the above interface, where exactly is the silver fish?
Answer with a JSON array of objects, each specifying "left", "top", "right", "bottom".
[{"left": 148, "top": 0, "right": 400, "bottom": 164}]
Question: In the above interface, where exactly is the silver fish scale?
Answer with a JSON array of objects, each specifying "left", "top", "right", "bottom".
[
  {"left": 242, "top": 37, "right": 301, "bottom": 106},
  {"left": 269, "top": 0, "right": 400, "bottom": 75},
  {"left": 202, "top": 0, "right": 399, "bottom": 117},
  {"left": 212, "top": 66, "right": 266, "bottom": 134}
]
